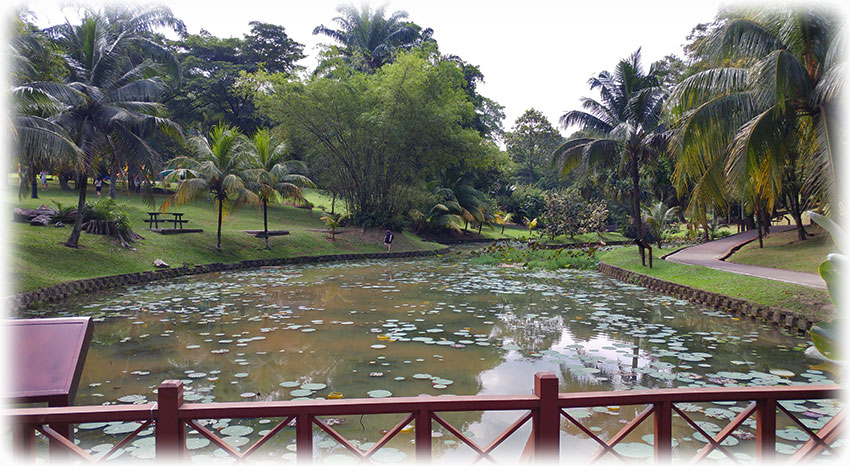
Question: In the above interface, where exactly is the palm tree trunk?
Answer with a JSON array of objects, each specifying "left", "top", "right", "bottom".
[
  {"left": 216, "top": 196, "right": 223, "bottom": 251},
  {"left": 263, "top": 199, "right": 270, "bottom": 250},
  {"left": 58, "top": 171, "right": 72, "bottom": 190},
  {"left": 29, "top": 168, "right": 38, "bottom": 199},
  {"left": 65, "top": 172, "right": 88, "bottom": 248},
  {"left": 107, "top": 137, "right": 118, "bottom": 199},
  {"left": 331, "top": 192, "right": 336, "bottom": 215},
  {"left": 501, "top": 224, "right": 505, "bottom": 234},
  {"left": 629, "top": 152, "right": 643, "bottom": 240}
]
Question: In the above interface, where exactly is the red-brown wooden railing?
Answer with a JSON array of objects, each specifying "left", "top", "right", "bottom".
[{"left": 5, "top": 372, "right": 843, "bottom": 464}]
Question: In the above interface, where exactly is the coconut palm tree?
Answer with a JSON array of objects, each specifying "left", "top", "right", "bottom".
[
  {"left": 554, "top": 49, "right": 667, "bottom": 241},
  {"left": 320, "top": 212, "right": 351, "bottom": 241},
  {"left": 164, "top": 124, "right": 257, "bottom": 251},
  {"left": 9, "top": 10, "right": 79, "bottom": 200},
  {"left": 243, "top": 129, "right": 316, "bottom": 249},
  {"left": 641, "top": 202, "right": 680, "bottom": 248},
  {"left": 493, "top": 211, "right": 515, "bottom": 235},
  {"left": 15, "top": 5, "right": 185, "bottom": 248},
  {"left": 313, "top": 3, "right": 419, "bottom": 72},
  {"left": 666, "top": 7, "right": 843, "bottom": 238}
]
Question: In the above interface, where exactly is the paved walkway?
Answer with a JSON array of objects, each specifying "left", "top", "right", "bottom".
[{"left": 664, "top": 225, "right": 826, "bottom": 289}]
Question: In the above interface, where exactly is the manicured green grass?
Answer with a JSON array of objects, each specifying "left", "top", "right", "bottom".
[
  {"left": 10, "top": 180, "right": 441, "bottom": 293},
  {"left": 727, "top": 226, "right": 835, "bottom": 274},
  {"left": 599, "top": 246, "right": 834, "bottom": 322},
  {"left": 301, "top": 188, "right": 348, "bottom": 214}
]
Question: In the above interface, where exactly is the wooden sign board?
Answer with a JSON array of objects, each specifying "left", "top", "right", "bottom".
[{"left": 5, "top": 317, "right": 93, "bottom": 406}]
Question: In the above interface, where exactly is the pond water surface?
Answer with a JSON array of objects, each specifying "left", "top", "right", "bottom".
[{"left": 22, "top": 253, "right": 839, "bottom": 463}]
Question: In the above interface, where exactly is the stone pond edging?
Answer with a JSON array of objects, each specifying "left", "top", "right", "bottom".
[
  {"left": 597, "top": 262, "right": 815, "bottom": 334},
  {"left": 8, "top": 248, "right": 452, "bottom": 310}
]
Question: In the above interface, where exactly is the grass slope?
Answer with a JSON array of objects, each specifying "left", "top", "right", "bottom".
[
  {"left": 9, "top": 181, "right": 441, "bottom": 293},
  {"left": 727, "top": 226, "right": 834, "bottom": 274},
  {"left": 599, "top": 246, "right": 834, "bottom": 322}
]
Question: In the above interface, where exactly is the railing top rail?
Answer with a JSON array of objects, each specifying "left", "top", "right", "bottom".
[
  {"left": 5, "top": 402, "right": 157, "bottom": 424},
  {"left": 4, "top": 384, "right": 840, "bottom": 425},
  {"left": 557, "top": 384, "right": 841, "bottom": 407},
  {"left": 178, "top": 395, "right": 541, "bottom": 420}
]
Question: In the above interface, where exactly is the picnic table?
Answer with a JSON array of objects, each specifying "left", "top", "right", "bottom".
[{"left": 145, "top": 212, "right": 189, "bottom": 229}]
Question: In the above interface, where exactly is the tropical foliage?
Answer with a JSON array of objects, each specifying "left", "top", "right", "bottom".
[
  {"left": 554, "top": 49, "right": 667, "bottom": 241},
  {"left": 666, "top": 7, "right": 843, "bottom": 242},
  {"left": 243, "top": 129, "right": 315, "bottom": 249},
  {"left": 164, "top": 124, "right": 257, "bottom": 251}
]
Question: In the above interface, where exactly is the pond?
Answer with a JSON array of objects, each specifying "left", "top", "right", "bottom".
[{"left": 20, "top": 252, "right": 839, "bottom": 463}]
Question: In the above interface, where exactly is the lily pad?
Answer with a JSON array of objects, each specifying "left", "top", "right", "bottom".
[
  {"left": 612, "top": 442, "right": 654, "bottom": 458},
  {"left": 301, "top": 383, "right": 327, "bottom": 391},
  {"left": 367, "top": 389, "right": 392, "bottom": 398},
  {"left": 221, "top": 425, "right": 254, "bottom": 437}
]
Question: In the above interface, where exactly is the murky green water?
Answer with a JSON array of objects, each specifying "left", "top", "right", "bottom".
[{"left": 22, "top": 253, "right": 839, "bottom": 463}]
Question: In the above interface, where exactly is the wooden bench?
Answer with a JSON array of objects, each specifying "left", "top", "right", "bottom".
[{"left": 145, "top": 212, "right": 188, "bottom": 229}]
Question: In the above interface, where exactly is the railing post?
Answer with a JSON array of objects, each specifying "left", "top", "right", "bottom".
[
  {"left": 533, "top": 372, "right": 560, "bottom": 463},
  {"left": 156, "top": 380, "right": 185, "bottom": 461},
  {"left": 653, "top": 401, "right": 673, "bottom": 464},
  {"left": 756, "top": 398, "right": 776, "bottom": 463},
  {"left": 415, "top": 408, "right": 432, "bottom": 463},
  {"left": 13, "top": 423, "right": 36, "bottom": 461},
  {"left": 47, "top": 402, "right": 71, "bottom": 461},
  {"left": 297, "top": 413, "right": 313, "bottom": 465}
]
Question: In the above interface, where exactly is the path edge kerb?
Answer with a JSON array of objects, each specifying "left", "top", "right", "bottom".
[
  {"left": 7, "top": 247, "right": 452, "bottom": 310},
  {"left": 597, "top": 262, "right": 815, "bottom": 334}
]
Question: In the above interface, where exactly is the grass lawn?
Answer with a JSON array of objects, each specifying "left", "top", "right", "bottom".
[
  {"left": 727, "top": 225, "right": 834, "bottom": 274},
  {"left": 9, "top": 179, "right": 441, "bottom": 293},
  {"left": 301, "top": 188, "right": 349, "bottom": 214},
  {"left": 479, "top": 224, "right": 628, "bottom": 244},
  {"left": 599, "top": 246, "right": 834, "bottom": 322}
]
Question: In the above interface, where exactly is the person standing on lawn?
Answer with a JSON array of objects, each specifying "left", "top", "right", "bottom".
[{"left": 384, "top": 229, "right": 394, "bottom": 253}]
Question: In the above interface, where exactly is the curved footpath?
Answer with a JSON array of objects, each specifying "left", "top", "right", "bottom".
[{"left": 664, "top": 225, "right": 826, "bottom": 290}]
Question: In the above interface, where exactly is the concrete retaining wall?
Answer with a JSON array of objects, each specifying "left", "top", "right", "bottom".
[
  {"left": 9, "top": 248, "right": 451, "bottom": 310},
  {"left": 597, "top": 262, "right": 815, "bottom": 334}
]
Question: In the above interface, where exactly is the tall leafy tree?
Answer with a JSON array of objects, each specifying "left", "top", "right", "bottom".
[
  {"left": 249, "top": 52, "right": 488, "bottom": 227},
  {"left": 244, "top": 21, "right": 306, "bottom": 74},
  {"left": 313, "top": 3, "right": 420, "bottom": 73},
  {"left": 164, "top": 124, "right": 257, "bottom": 251},
  {"left": 167, "top": 24, "right": 304, "bottom": 133},
  {"left": 243, "top": 129, "right": 315, "bottom": 249},
  {"left": 20, "top": 5, "right": 184, "bottom": 248},
  {"left": 554, "top": 49, "right": 667, "bottom": 240},
  {"left": 505, "top": 109, "right": 563, "bottom": 184},
  {"left": 666, "top": 6, "right": 844, "bottom": 239}
]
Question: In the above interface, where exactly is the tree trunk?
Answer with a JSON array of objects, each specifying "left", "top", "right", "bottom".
[
  {"left": 263, "top": 199, "right": 270, "bottom": 250},
  {"left": 65, "top": 173, "right": 88, "bottom": 248},
  {"left": 106, "top": 135, "right": 119, "bottom": 199},
  {"left": 331, "top": 192, "right": 336, "bottom": 215},
  {"left": 59, "top": 171, "right": 72, "bottom": 190},
  {"left": 629, "top": 152, "right": 643, "bottom": 240},
  {"left": 29, "top": 169, "right": 38, "bottom": 199},
  {"left": 792, "top": 212, "right": 808, "bottom": 241},
  {"left": 501, "top": 224, "right": 505, "bottom": 235},
  {"left": 216, "top": 196, "right": 223, "bottom": 251}
]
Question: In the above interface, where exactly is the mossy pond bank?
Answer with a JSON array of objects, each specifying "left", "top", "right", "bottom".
[{"left": 20, "top": 253, "right": 840, "bottom": 463}]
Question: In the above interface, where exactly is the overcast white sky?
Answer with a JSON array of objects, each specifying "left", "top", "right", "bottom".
[
  {"left": 17, "top": 1, "right": 850, "bottom": 136},
  {"left": 17, "top": 0, "right": 734, "bottom": 136}
]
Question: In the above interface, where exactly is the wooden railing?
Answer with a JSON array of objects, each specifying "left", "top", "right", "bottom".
[{"left": 6, "top": 372, "right": 843, "bottom": 463}]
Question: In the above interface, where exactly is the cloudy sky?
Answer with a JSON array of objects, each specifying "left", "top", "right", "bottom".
[{"left": 17, "top": 0, "right": 740, "bottom": 136}]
